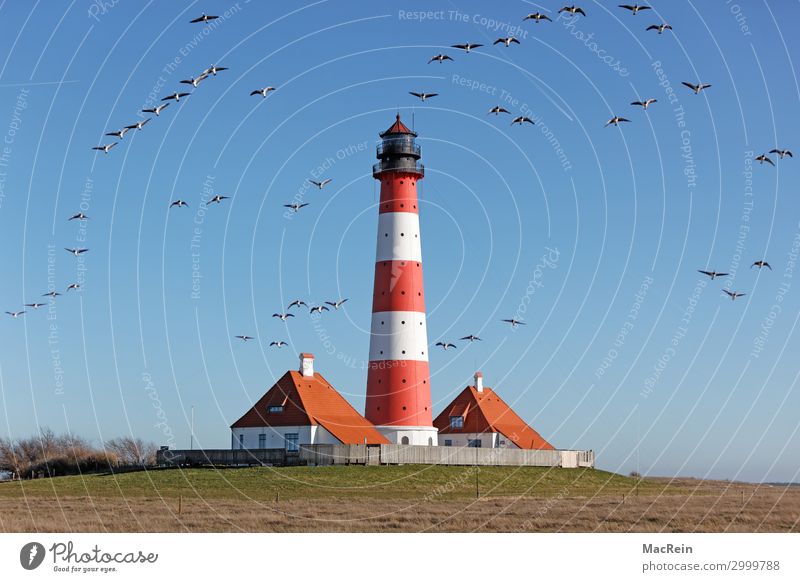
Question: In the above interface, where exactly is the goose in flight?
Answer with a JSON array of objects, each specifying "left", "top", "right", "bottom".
[
  {"left": 208, "top": 195, "right": 229, "bottom": 204},
  {"left": 325, "top": 298, "right": 348, "bottom": 310},
  {"left": 284, "top": 202, "right": 309, "bottom": 213},
  {"left": 250, "top": 87, "right": 276, "bottom": 98},
  {"left": 288, "top": 300, "right": 308, "bottom": 310},
  {"left": 92, "top": 143, "right": 117, "bottom": 154},
  {"left": 66, "top": 283, "right": 80, "bottom": 292},
  {"left": 494, "top": 37, "right": 521, "bottom": 47},
  {"left": 631, "top": 98, "right": 657, "bottom": 110},
  {"left": 488, "top": 105, "right": 510, "bottom": 115},
  {"left": 180, "top": 75, "right": 208, "bottom": 88},
  {"left": 698, "top": 269, "right": 728, "bottom": 280},
  {"left": 105, "top": 128, "right": 129, "bottom": 140},
  {"left": 235, "top": 335, "right": 254, "bottom": 342},
  {"left": 162, "top": 92, "right": 190, "bottom": 102},
  {"left": 124, "top": 118, "right": 151, "bottom": 131},
  {"left": 42, "top": 291, "right": 62, "bottom": 298},
  {"left": 409, "top": 92, "right": 438, "bottom": 101},
  {"left": 190, "top": 14, "right": 218, "bottom": 24},
  {"left": 755, "top": 154, "right": 775, "bottom": 166},
  {"left": 25, "top": 303, "right": 46, "bottom": 309},
  {"left": 142, "top": 103, "right": 169, "bottom": 116},
  {"left": 435, "top": 342, "right": 457, "bottom": 350},
  {"left": 428, "top": 54, "right": 454, "bottom": 64},
  {"left": 309, "top": 179, "right": 332, "bottom": 189},
  {"left": 502, "top": 318, "right": 526, "bottom": 328},
  {"left": 619, "top": 4, "right": 651, "bottom": 14},
  {"left": 769, "top": 149, "right": 793, "bottom": 159},
  {"left": 451, "top": 43, "right": 483, "bottom": 53},
  {"left": 68, "top": 213, "right": 89, "bottom": 221},
  {"left": 270, "top": 341, "right": 288, "bottom": 348},
  {"left": 682, "top": 82, "right": 712, "bottom": 94},
  {"left": 203, "top": 65, "right": 228, "bottom": 76},
  {"left": 5, "top": 311, "right": 25, "bottom": 318},
  {"left": 511, "top": 116, "right": 535, "bottom": 125},
  {"left": 646, "top": 23, "right": 673, "bottom": 34},
  {"left": 723, "top": 290, "right": 746, "bottom": 301},
  {"left": 559, "top": 6, "right": 587, "bottom": 16},
  {"left": 605, "top": 116, "right": 631, "bottom": 127},
  {"left": 65, "top": 248, "right": 89, "bottom": 256},
  {"left": 170, "top": 200, "right": 189, "bottom": 208},
  {"left": 460, "top": 335, "right": 482, "bottom": 342},
  {"left": 273, "top": 312, "right": 295, "bottom": 321},
  {"left": 751, "top": 260, "right": 772, "bottom": 270},
  {"left": 310, "top": 305, "right": 330, "bottom": 315},
  {"left": 523, "top": 13, "right": 552, "bottom": 22}
]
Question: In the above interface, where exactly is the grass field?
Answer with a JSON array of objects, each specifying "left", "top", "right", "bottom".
[{"left": 0, "top": 466, "right": 797, "bottom": 532}]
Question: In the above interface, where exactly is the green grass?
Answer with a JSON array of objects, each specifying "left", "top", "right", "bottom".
[{"left": 0, "top": 465, "right": 679, "bottom": 502}]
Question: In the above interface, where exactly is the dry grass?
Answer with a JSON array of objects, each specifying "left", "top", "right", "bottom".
[{"left": 0, "top": 467, "right": 797, "bottom": 532}]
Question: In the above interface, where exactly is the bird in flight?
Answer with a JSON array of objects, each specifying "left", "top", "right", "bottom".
[
  {"left": 325, "top": 299, "right": 348, "bottom": 310},
  {"left": 42, "top": 291, "right": 61, "bottom": 298},
  {"left": 180, "top": 75, "right": 208, "bottom": 88},
  {"left": 105, "top": 128, "right": 129, "bottom": 140},
  {"left": 92, "top": 143, "right": 117, "bottom": 154},
  {"left": 606, "top": 116, "right": 631, "bottom": 127},
  {"left": 698, "top": 269, "right": 728, "bottom": 280},
  {"left": 273, "top": 313, "right": 295, "bottom": 321},
  {"left": 723, "top": 290, "right": 746, "bottom": 301},
  {"left": 488, "top": 106, "right": 510, "bottom": 115},
  {"left": 284, "top": 202, "right": 309, "bottom": 213},
  {"left": 66, "top": 284, "right": 80, "bottom": 292},
  {"left": 460, "top": 335, "right": 482, "bottom": 342},
  {"left": 435, "top": 342, "right": 457, "bottom": 350},
  {"left": 631, "top": 99, "right": 657, "bottom": 110},
  {"left": 5, "top": 311, "right": 25, "bottom": 318},
  {"left": 428, "top": 54, "right": 454, "bottom": 64},
  {"left": 502, "top": 318, "right": 526, "bottom": 328},
  {"left": 682, "top": 82, "right": 712, "bottom": 94},
  {"left": 494, "top": 37, "right": 521, "bottom": 47},
  {"left": 25, "top": 303, "right": 46, "bottom": 309},
  {"left": 235, "top": 335, "right": 254, "bottom": 342},
  {"left": 270, "top": 341, "right": 288, "bottom": 348},
  {"left": 65, "top": 248, "right": 89, "bottom": 256},
  {"left": 142, "top": 103, "right": 169, "bottom": 116},
  {"left": 162, "top": 92, "right": 190, "bottom": 102},
  {"left": 310, "top": 305, "right": 330, "bottom": 315},
  {"left": 125, "top": 118, "right": 151, "bottom": 131},
  {"left": 309, "top": 179, "right": 332, "bottom": 189},
  {"left": 559, "top": 6, "right": 587, "bottom": 16},
  {"left": 409, "top": 92, "right": 438, "bottom": 102},
  {"left": 511, "top": 116, "right": 535, "bottom": 126},
  {"left": 523, "top": 13, "right": 552, "bottom": 23},
  {"left": 208, "top": 195, "right": 229, "bottom": 204},
  {"left": 190, "top": 14, "right": 218, "bottom": 24},
  {"left": 203, "top": 65, "right": 228, "bottom": 76},
  {"left": 619, "top": 4, "right": 651, "bottom": 14},
  {"left": 68, "top": 213, "right": 89, "bottom": 221},
  {"left": 751, "top": 260, "right": 772, "bottom": 270},
  {"left": 250, "top": 87, "right": 276, "bottom": 98},
  {"left": 451, "top": 43, "right": 483, "bottom": 53},
  {"left": 287, "top": 299, "right": 308, "bottom": 310},
  {"left": 170, "top": 200, "right": 189, "bottom": 209},
  {"left": 769, "top": 149, "right": 793, "bottom": 159},
  {"left": 646, "top": 23, "right": 673, "bottom": 34},
  {"left": 755, "top": 154, "right": 775, "bottom": 166}
]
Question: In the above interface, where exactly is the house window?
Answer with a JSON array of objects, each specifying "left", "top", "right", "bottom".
[
  {"left": 401, "top": 436, "right": 410, "bottom": 445},
  {"left": 468, "top": 439, "right": 482, "bottom": 448},
  {"left": 444, "top": 439, "right": 453, "bottom": 447},
  {"left": 449, "top": 416, "right": 464, "bottom": 429},
  {"left": 284, "top": 433, "right": 299, "bottom": 452},
  {"left": 258, "top": 434, "right": 266, "bottom": 449},
  {"left": 268, "top": 405, "right": 284, "bottom": 413},
  {"left": 238, "top": 434, "right": 244, "bottom": 450}
]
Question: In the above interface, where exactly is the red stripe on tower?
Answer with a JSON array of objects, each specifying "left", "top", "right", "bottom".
[{"left": 365, "top": 115, "right": 437, "bottom": 446}]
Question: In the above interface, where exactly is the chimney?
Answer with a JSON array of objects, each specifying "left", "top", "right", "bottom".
[
  {"left": 474, "top": 371, "right": 484, "bottom": 392},
  {"left": 300, "top": 353, "right": 315, "bottom": 377}
]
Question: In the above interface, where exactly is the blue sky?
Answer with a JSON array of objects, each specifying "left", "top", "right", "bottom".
[{"left": 0, "top": 0, "right": 799, "bottom": 482}]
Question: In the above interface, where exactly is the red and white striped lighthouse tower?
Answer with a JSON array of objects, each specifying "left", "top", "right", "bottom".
[{"left": 365, "top": 115, "right": 437, "bottom": 446}]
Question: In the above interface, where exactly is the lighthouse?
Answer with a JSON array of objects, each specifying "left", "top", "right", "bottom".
[{"left": 365, "top": 115, "right": 437, "bottom": 446}]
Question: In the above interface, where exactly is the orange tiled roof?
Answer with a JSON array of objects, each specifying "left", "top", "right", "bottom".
[
  {"left": 231, "top": 370, "right": 389, "bottom": 445},
  {"left": 433, "top": 385, "right": 554, "bottom": 450}
]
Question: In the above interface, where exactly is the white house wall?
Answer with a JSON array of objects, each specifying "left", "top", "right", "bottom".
[
  {"left": 437, "top": 432, "right": 520, "bottom": 449},
  {"left": 230, "top": 425, "right": 344, "bottom": 449}
]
